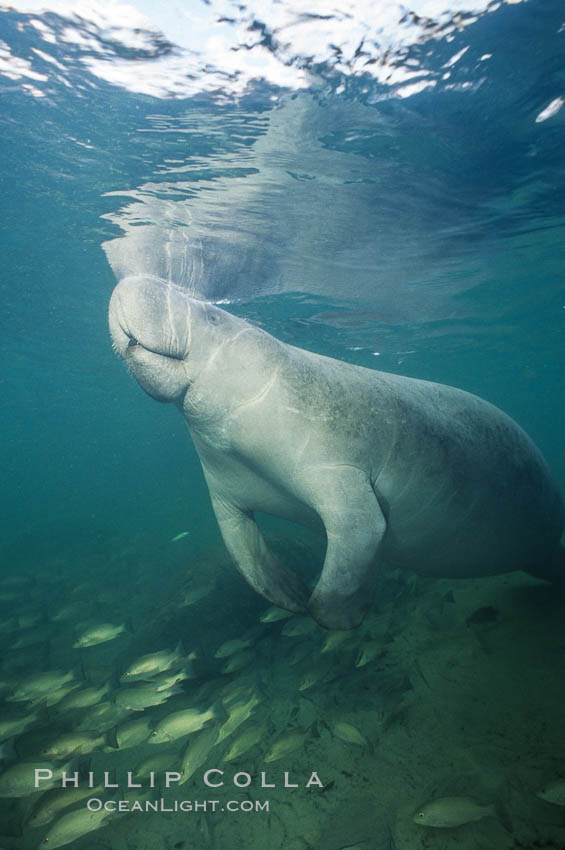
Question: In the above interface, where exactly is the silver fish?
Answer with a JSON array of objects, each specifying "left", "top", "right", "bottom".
[
  {"left": 179, "top": 582, "right": 215, "bottom": 607},
  {"left": 149, "top": 705, "right": 217, "bottom": 744},
  {"left": 120, "top": 642, "right": 185, "bottom": 682},
  {"left": 179, "top": 725, "right": 219, "bottom": 785},
  {"left": 217, "top": 693, "right": 260, "bottom": 744},
  {"left": 7, "top": 669, "right": 78, "bottom": 703},
  {"left": 38, "top": 806, "right": 115, "bottom": 848},
  {"left": 260, "top": 606, "right": 294, "bottom": 623},
  {"left": 171, "top": 531, "right": 190, "bottom": 542},
  {"left": 321, "top": 630, "right": 354, "bottom": 654},
  {"left": 265, "top": 730, "right": 308, "bottom": 763},
  {"left": 355, "top": 639, "right": 382, "bottom": 668},
  {"left": 73, "top": 622, "right": 127, "bottom": 648},
  {"left": 74, "top": 700, "right": 130, "bottom": 731},
  {"left": 332, "top": 721, "right": 368, "bottom": 747},
  {"left": 56, "top": 682, "right": 111, "bottom": 711},
  {"left": 28, "top": 783, "right": 105, "bottom": 828},
  {"left": 224, "top": 724, "right": 265, "bottom": 762},
  {"left": 221, "top": 649, "right": 255, "bottom": 674},
  {"left": 214, "top": 638, "right": 253, "bottom": 659},
  {"left": 537, "top": 779, "right": 565, "bottom": 806},
  {"left": 112, "top": 716, "right": 152, "bottom": 750},
  {"left": 152, "top": 664, "right": 194, "bottom": 692},
  {"left": 40, "top": 729, "right": 117, "bottom": 759},
  {"left": 0, "top": 760, "right": 74, "bottom": 797},
  {"left": 298, "top": 656, "right": 333, "bottom": 691},
  {"left": 0, "top": 710, "right": 41, "bottom": 743},
  {"left": 134, "top": 750, "right": 180, "bottom": 779},
  {"left": 281, "top": 617, "right": 320, "bottom": 638},
  {"left": 413, "top": 795, "right": 495, "bottom": 827},
  {"left": 114, "top": 683, "right": 182, "bottom": 711}
]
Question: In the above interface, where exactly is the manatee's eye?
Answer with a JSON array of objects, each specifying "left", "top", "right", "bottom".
[
  {"left": 417, "top": 812, "right": 425, "bottom": 818},
  {"left": 127, "top": 337, "right": 139, "bottom": 348}
]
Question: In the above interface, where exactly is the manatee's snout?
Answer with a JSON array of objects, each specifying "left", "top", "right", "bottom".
[
  {"left": 109, "top": 275, "right": 191, "bottom": 403},
  {"left": 109, "top": 275, "right": 189, "bottom": 358}
]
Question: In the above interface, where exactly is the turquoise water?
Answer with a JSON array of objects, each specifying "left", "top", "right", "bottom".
[{"left": 1, "top": 1, "right": 565, "bottom": 848}]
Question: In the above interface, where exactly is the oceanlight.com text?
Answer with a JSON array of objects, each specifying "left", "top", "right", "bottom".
[{"left": 87, "top": 797, "right": 270, "bottom": 813}]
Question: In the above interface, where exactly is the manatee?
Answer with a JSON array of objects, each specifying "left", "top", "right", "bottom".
[{"left": 109, "top": 275, "right": 564, "bottom": 629}]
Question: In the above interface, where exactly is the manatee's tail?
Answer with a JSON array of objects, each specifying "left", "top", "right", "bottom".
[{"left": 527, "top": 544, "right": 565, "bottom": 588}]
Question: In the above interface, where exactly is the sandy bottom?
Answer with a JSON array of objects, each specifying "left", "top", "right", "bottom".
[{"left": 1, "top": 535, "right": 565, "bottom": 850}]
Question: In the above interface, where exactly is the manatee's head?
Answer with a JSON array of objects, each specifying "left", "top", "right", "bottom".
[{"left": 109, "top": 275, "right": 191, "bottom": 403}]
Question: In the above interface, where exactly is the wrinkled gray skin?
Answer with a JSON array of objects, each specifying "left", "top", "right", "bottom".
[{"left": 109, "top": 275, "right": 565, "bottom": 629}]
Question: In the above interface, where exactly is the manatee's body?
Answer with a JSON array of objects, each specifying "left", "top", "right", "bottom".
[{"left": 109, "top": 276, "right": 564, "bottom": 629}]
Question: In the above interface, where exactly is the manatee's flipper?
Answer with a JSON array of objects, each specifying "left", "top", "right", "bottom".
[
  {"left": 306, "top": 466, "right": 387, "bottom": 630},
  {"left": 210, "top": 493, "right": 309, "bottom": 613},
  {"left": 527, "top": 543, "right": 565, "bottom": 588}
]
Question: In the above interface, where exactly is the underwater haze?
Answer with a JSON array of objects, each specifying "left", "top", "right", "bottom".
[{"left": 1, "top": 0, "right": 565, "bottom": 848}]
